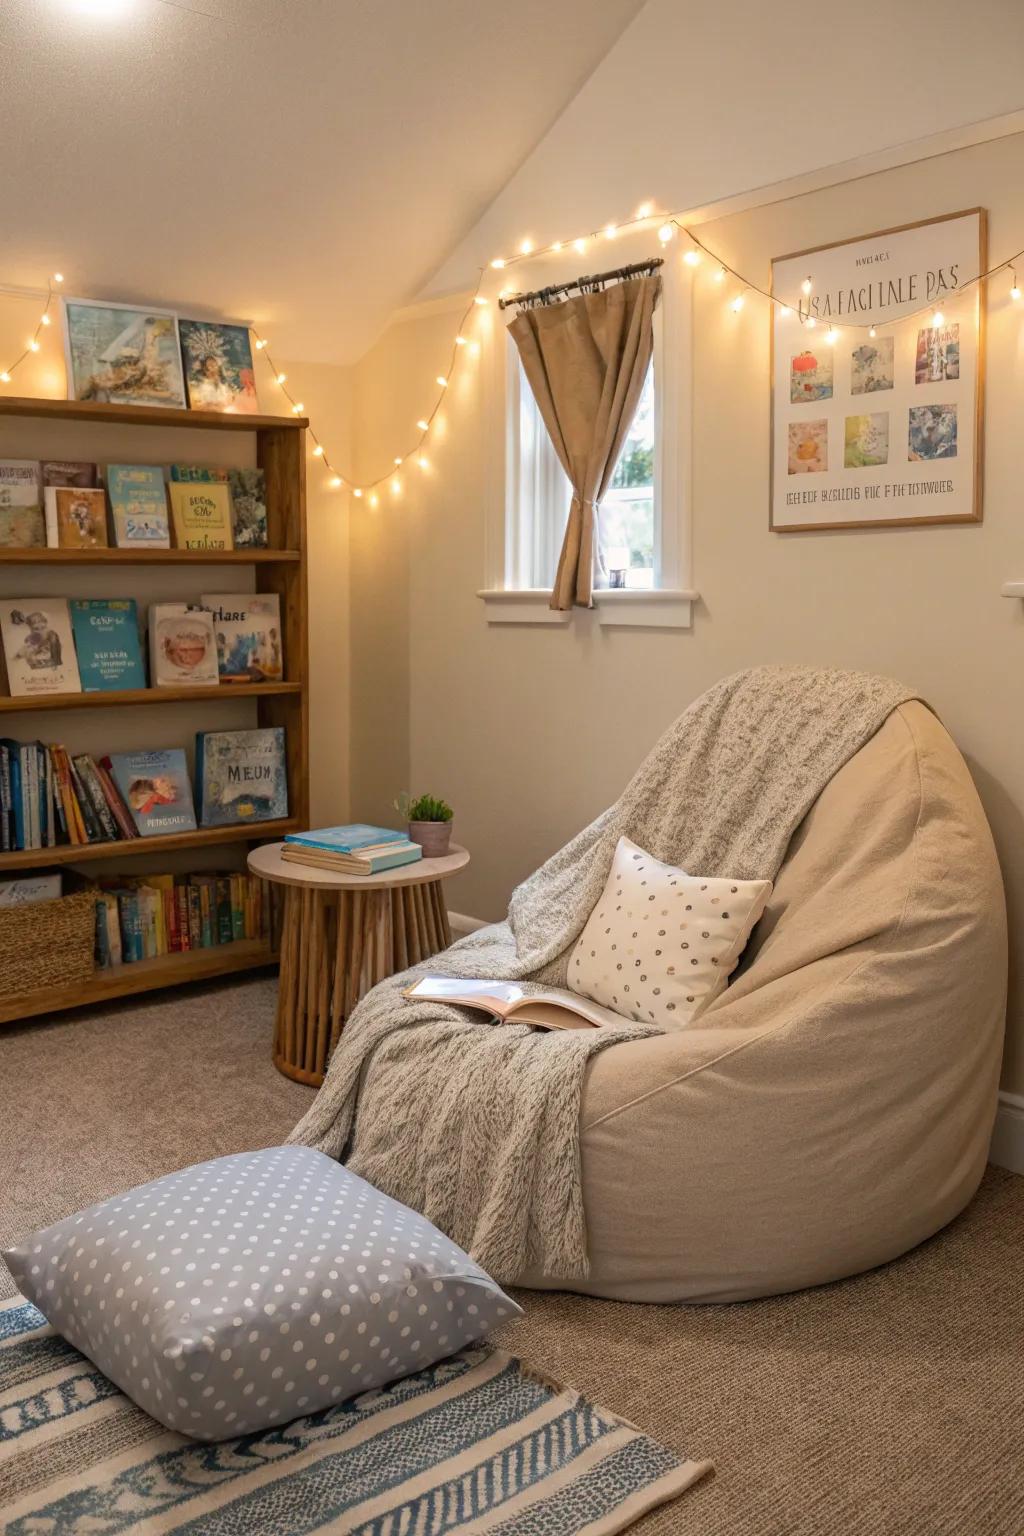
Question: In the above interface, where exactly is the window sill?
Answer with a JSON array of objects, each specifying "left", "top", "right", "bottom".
[{"left": 477, "top": 588, "right": 698, "bottom": 629}]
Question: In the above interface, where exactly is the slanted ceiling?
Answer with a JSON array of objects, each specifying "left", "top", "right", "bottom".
[{"left": 0, "top": 0, "right": 646, "bottom": 363}]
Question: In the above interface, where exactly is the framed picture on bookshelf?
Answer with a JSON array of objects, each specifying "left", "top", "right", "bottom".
[
  {"left": 179, "top": 320, "right": 260, "bottom": 415},
  {"left": 62, "top": 298, "right": 187, "bottom": 410},
  {"left": 770, "top": 208, "right": 985, "bottom": 531}
]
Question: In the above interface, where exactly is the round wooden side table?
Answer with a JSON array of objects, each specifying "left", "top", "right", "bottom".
[{"left": 247, "top": 841, "right": 470, "bottom": 1087}]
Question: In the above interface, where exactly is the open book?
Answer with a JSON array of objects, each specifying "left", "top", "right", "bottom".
[{"left": 402, "top": 976, "right": 623, "bottom": 1031}]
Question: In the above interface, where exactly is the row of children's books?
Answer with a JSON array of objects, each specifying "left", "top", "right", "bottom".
[
  {"left": 94, "top": 870, "right": 272, "bottom": 967},
  {"left": 0, "top": 727, "right": 288, "bottom": 851},
  {"left": 0, "top": 593, "right": 282, "bottom": 698},
  {"left": 0, "top": 460, "right": 267, "bottom": 551}
]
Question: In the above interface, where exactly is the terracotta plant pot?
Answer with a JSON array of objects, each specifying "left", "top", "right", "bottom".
[{"left": 408, "top": 819, "right": 452, "bottom": 858}]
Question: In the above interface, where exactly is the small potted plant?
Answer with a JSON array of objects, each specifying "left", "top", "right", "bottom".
[{"left": 394, "top": 792, "right": 454, "bottom": 858}]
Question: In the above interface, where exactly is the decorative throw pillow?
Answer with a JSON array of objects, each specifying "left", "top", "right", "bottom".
[
  {"left": 569, "top": 835, "right": 772, "bottom": 1028},
  {"left": 2, "top": 1145, "right": 520, "bottom": 1441}
]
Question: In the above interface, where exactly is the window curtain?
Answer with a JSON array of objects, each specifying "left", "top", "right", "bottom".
[{"left": 508, "top": 270, "right": 661, "bottom": 610}]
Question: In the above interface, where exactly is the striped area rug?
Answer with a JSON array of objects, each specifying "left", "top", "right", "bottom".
[{"left": 0, "top": 1296, "right": 710, "bottom": 1534}]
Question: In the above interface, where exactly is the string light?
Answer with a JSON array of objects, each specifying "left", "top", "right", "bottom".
[
  {"left": 28, "top": 340, "right": 39, "bottom": 352},
  {"left": 490, "top": 258, "right": 506, "bottom": 269},
  {"left": 330, "top": 475, "right": 343, "bottom": 489},
  {"left": 369, "top": 492, "right": 379, "bottom": 507},
  {"left": 518, "top": 240, "right": 533, "bottom": 256},
  {"left": 454, "top": 335, "right": 467, "bottom": 346},
  {"left": 731, "top": 292, "right": 745, "bottom": 313},
  {"left": 550, "top": 241, "right": 563, "bottom": 253},
  {"left": 573, "top": 238, "right": 586, "bottom": 254},
  {"left": 805, "top": 315, "right": 817, "bottom": 328},
  {"left": 394, "top": 455, "right": 403, "bottom": 465},
  {"left": 40, "top": 314, "right": 51, "bottom": 327},
  {"left": 418, "top": 455, "right": 429, "bottom": 469},
  {"left": 312, "top": 444, "right": 324, "bottom": 457},
  {"left": 604, "top": 223, "right": 617, "bottom": 239},
  {"left": 869, "top": 326, "right": 877, "bottom": 338},
  {"left": 353, "top": 488, "right": 363, "bottom": 498},
  {"left": 473, "top": 296, "right": 488, "bottom": 306},
  {"left": 416, "top": 418, "right": 430, "bottom": 431},
  {"left": 779, "top": 305, "right": 793, "bottom": 318},
  {"left": 825, "top": 325, "right": 838, "bottom": 344},
  {"left": 657, "top": 223, "right": 674, "bottom": 245},
  {"left": 801, "top": 276, "right": 813, "bottom": 295},
  {"left": 714, "top": 266, "right": 726, "bottom": 283},
  {"left": 291, "top": 401, "right": 304, "bottom": 413},
  {"left": 254, "top": 338, "right": 267, "bottom": 350},
  {"left": 0, "top": 373, "right": 9, "bottom": 384},
  {"left": 391, "top": 476, "right": 401, "bottom": 494},
  {"left": 683, "top": 249, "right": 700, "bottom": 266},
  {"left": 275, "top": 372, "right": 287, "bottom": 384},
  {"left": 932, "top": 310, "right": 944, "bottom": 328},
  {"left": 53, "top": 273, "right": 64, "bottom": 284},
  {"left": 636, "top": 202, "right": 653, "bottom": 219},
  {"left": 1012, "top": 271, "right": 1021, "bottom": 301}
]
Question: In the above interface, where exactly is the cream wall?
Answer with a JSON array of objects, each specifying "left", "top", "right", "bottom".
[
  {"left": 0, "top": 319, "right": 351, "bottom": 832},
  {"left": 348, "top": 131, "right": 1024, "bottom": 1096}
]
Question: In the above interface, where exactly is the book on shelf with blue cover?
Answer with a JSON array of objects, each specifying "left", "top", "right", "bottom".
[
  {"left": 69, "top": 599, "right": 146, "bottom": 692},
  {"left": 105, "top": 748, "right": 197, "bottom": 837},
  {"left": 284, "top": 824, "right": 409, "bottom": 854}
]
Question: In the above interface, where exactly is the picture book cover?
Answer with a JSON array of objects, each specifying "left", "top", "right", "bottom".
[
  {"left": 787, "top": 419, "right": 828, "bottom": 475},
  {"left": 199, "top": 593, "right": 282, "bottom": 682},
  {"left": 69, "top": 598, "right": 146, "bottom": 691},
  {"left": 915, "top": 324, "right": 960, "bottom": 385},
  {"left": 148, "top": 604, "right": 220, "bottom": 686},
  {"left": 228, "top": 467, "right": 268, "bottom": 547},
  {"left": 789, "top": 348, "right": 833, "bottom": 404},
  {"left": 106, "top": 465, "right": 170, "bottom": 547},
  {"left": 196, "top": 727, "right": 288, "bottom": 825},
  {"left": 169, "top": 483, "right": 234, "bottom": 550},
  {"left": 850, "top": 337, "right": 895, "bottom": 394},
  {"left": 179, "top": 320, "right": 260, "bottom": 415},
  {"left": 0, "top": 460, "right": 44, "bottom": 548},
  {"left": 169, "top": 464, "right": 229, "bottom": 483},
  {"left": 106, "top": 748, "right": 197, "bottom": 836},
  {"left": 908, "top": 403, "right": 958, "bottom": 461},
  {"left": 0, "top": 599, "right": 81, "bottom": 696},
  {"left": 63, "top": 298, "right": 186, "bottom": 408},
  {"left": 844, "top": 412, "right": 890, "bottom": 469},
  {"left": 44, "top": 486, "right": 108, "bottom": 548},
  {"left": 41, "top": 461, "right": 98, "bottom": 488}
]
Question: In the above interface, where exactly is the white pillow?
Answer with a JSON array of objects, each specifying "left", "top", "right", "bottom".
[{"left": 569, "top": 835, "right": 772, "bottom": 1029}]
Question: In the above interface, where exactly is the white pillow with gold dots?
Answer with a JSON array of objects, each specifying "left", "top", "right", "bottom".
[{"left": 569, "top": 835, "right": 772, "bottom": 1029}]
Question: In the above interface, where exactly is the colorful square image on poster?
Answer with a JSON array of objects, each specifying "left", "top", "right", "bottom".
[
  {"left": 850, "top": 336, "right": 894, "bottom": 394},
  {"left": 787, "top": 419, "right": 828, "bottom": 474},
  {"left": 63, "top": 301, "right": 186, "bottom": 408},
  {"left": 908, "top": 403, "right": 957, "bottom": 461},
  {"left": 915, "top": 324, "right": 959, "bottom": 384},
  {"left": 844, "top": 412, "right": 889, "bottom": 468},
  {"left": 789, "top": 349, "right": 833, "bottom": 403}
]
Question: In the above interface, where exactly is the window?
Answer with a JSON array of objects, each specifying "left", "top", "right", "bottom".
[
  {"left": 482, "top": 257, "right": 695, "bottom": 628},
  {"left": 511, "top": 357, "right": 656, "bottom": 591}
]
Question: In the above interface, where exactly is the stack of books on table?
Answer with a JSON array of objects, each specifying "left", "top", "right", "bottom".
[{"left": 281, "top": 824, "right": 422, "bottom": 876}]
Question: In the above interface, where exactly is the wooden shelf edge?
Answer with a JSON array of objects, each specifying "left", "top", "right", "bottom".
[
  {"left": 0, "top": 548, "right": 300, "bottom": 564},
  {"left": 0, "top": 939, "right": 278, "bottom": 1026},
  {"left": 0, "top": 819, "right": 299, "bottom": 870},
  {"left": 0, "top": 395, "right": 308, "bottom": 432},
  {"left": 0, "top": 682, "right": 302, "bottom": 712}
]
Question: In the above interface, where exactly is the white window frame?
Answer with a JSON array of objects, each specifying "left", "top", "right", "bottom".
[{"left": 479, "top": 250, "right": 697, "bottom": 628}]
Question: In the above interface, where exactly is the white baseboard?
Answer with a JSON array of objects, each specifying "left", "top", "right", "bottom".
[
  {"left": 991, "top": 1091, "right": 1024, "bottom": 1175},
  {"left": 448, "top": 911, "right": 488, "bottom": 938}
]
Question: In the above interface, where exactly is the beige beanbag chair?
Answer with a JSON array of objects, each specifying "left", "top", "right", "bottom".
[{"left": 523, "top": 702, "right": 1007, "bottom": 1302}]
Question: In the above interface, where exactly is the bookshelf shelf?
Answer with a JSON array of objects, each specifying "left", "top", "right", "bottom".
[
  {"left": 0, "top": 548, "right": 300, "bottom": 565},
  {"left": 0, "top": 937, "right": 278, "bottom": 1027},
  {"left": 0, "top": 819, "right": 299, "bottom": 871},
  {"left": 0, "top": 682, "right": 302, "bottom": 713},
  {"left": 0, "top": 395, "right": 309, "bottom": 1024}
]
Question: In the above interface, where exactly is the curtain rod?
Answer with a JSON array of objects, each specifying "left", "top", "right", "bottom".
[{"left": 497, "top": 257, "right": 664, "bottom": 311}]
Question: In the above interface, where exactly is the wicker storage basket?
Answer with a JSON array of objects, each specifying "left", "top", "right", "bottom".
[{"left": 0, "top": 890, "right": 96, "bottom": 999}]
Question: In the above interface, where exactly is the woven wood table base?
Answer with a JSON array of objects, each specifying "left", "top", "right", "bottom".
[{"left": 272, "top": 881, "right": 452, "bottom": 1085}]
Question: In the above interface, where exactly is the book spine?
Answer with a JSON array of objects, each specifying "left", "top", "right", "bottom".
[
  {"left": 94, "top": 898, "right": 110, "bottom": 968},
  {"left": 67, "top": 756, "right": 102, "bottom": 842},
  {"left": 54, "top": 747, "right": 86, "bottom": 845},
  {"left": 187, "top": 884, "right": 202, "bottom": 949},
  {"left": 105, "top": 895, "right": 122, "bottom": 966},
  {"left": 96, "top": 758, "right": 138, "bottom": 840},
  {"left": 36, "top": 745, "right": 51, "bottom": 847},
  {"left": 48, "top": 747, "right": 68, "bottom": 845},
  {"left": 22, "top": 745, "right": 39, "bottom": 850},
  {"left": 0, "top": 745, "right": 10, "bottom": 852},
  {"left": 215, "top": 876, "right": 233, "bottom": 944},
  {"left": 8, "top": 747, "right": 24, "bottom": 850},
  {"left": 73, "top": 755, "right": 120, "bottom": 843},
  {"left": 230, "top": 872, "right": 245, "bottom": 942}
]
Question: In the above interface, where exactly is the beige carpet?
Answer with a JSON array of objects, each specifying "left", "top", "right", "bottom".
[{"left": 1, "top": 975, "right": 1022, "bottom": 1536}]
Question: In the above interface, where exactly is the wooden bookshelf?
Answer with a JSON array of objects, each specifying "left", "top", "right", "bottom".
[{"left": 0, "top": 395, "right": 310, "bottom": 1021}]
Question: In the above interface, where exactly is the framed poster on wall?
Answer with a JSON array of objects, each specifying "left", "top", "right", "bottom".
[{"left": 770, "top": 208, "right": 985, "bottom": 531}]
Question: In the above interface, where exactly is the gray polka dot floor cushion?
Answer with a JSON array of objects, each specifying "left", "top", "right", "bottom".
[{"left": 2, "top": 1145, "right": 521, "bottom": 1440}]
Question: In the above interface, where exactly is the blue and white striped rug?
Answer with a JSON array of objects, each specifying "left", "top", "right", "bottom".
[{"left": 0, "top": 1296, "right": 710, "bottom": 1534}]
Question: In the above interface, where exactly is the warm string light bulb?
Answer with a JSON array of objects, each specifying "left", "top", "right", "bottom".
[
  {"left": 490, "top": 258, "right": 506, "bottom": 270},
  {"left": 683, "top": 249, "right": 700, "bottom": 267},
  {"left": 436, "top": 375, "right": 448, "bottom": 388},
  {"left": 573, "top": 238, "right": 586, "bottom": 254},
  {"left": 473, "top": 296, "right": 488, "bottom": 307},
  {"left": 604, "top": 223, "right": 617, "bottom": 239},
  {"left": 391, "top": 477, "right": 401, "bottom": 495},
  {"left": 454, "top": 335, "right": 467, "bottom": 346},
  {"left": 779, "top": 305, "right": 793, "bottom": 319},
  {"left": 53, "top": 273, "right": 64, "bottom": 284},
  {"left": 714, "top": 266, "right": 726, "bottom": 283},
  {"left": 255, "top": 338, "right": 267, "bottom": 350},
  {"left": 41, "top": 314, "right": 51, "bottom": 326},
  {"left": 418, "top": 456, "right": 429, "bottom": 469},
  {"left": 312, "top": 444, "right": 324, "bottom": 457},
  {"left": 869, "top": 327, "right": 877, "bottom": 338},
  {"left": 275, "top": 372, "right": 287, "bottom": 384},
  {"left": 394, "top": 456, "right": 403, "bottom": 465},
  {"left": 825, "top": 325, "right": 838, "bottom": 344},
  {"left": 1011, "top": 271, "right": 1021, "bottom": 301},
  {"left": 801, "top": 276, "right": 813, "bottom": 295},
  {"left": 416, "top": 419, "right": 430, "bottom": 431},
  {"left": 292, "top": 402, "right": 304, "bottom": 413},
  {"left": 518, "top": 239, "right": 533, "bottom": 256},
  {"left": 330, "top": 475, "right": 342, "bottom": 489},
  {"left": 636, "top": 201, "right": 653, "bottom": 219},
  {"left": 353, "top": 488, "right": 363, "bottom": 498},
  {"left": 805, "top": 315, "right": 817, "bottom": 329},
  {"left": 0, "top": 372, "right": 9, "bottom": 384},
  {"left": 28, "top": 340, "right": 40, "bottom": 352},
  {"left": 931, "top": 310, "right": 944, "bottom": 328},
  {"left": 369, "top": 492, "right": 379, "bottom": 507},
  {"left": 657, "top": 223, "right": 674, "bottom": 245},
  {"left": 731, "top": 292, "right": 745, "bottom": 313},
  {"left": 550, "top": 241, "right": 562, "bottom": 253}
]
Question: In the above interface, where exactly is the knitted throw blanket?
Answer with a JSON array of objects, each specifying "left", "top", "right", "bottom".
[{"left": 289, "top": 666, "right": 915, "bottom": 1281}]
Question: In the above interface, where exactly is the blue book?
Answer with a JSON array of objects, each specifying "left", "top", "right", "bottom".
[
  {"left": 195, "top": 728, "right": 288, "bottom": 826},
  {"left": 69, "top": 599, "right": 145, "bottom": 692},
  {"left": 284, "top": 823, "right": 408, "bottom": 854},
  {"left": 106, "top": 465, "right": 170, "bottom": 548},
  {"left": 106, "top": 749, "right": 197, "bottom": 837},
  {"left": 1, "top": 740, "right": 22, "bottom": 849}
]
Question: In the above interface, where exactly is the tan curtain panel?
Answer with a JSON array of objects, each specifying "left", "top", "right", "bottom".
[{"left": 508, "top": 271, "right": 661, "bottom": 610}]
